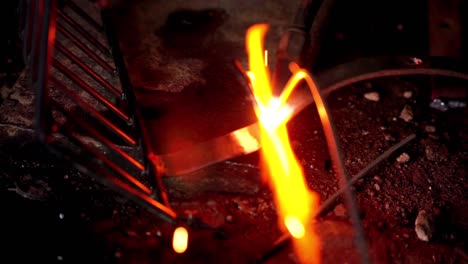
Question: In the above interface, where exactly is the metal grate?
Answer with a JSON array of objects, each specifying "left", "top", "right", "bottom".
[{"left": 20, "top": 0, "right": 177, "bottom": 224}]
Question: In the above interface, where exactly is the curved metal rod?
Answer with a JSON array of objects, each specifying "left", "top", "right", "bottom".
[
  {"left": 290, "top": 56, "right": 468, "bottom": 116},
  {"left": 301, "top": 68, "right": 369, "bottom": 263}
]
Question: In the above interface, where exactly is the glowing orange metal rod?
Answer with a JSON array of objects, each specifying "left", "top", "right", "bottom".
[{"left": 246, "top": 24, "right": 320, "bottom": 264}]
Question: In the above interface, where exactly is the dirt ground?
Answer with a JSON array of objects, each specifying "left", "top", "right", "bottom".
[{"left": 0, "top": 0, "right": 467, "bottom": 263}]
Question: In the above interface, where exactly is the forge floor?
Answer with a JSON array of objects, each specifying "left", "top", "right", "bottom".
[{"left": 0, "top": 0, "right": 467, "bottom": 263}]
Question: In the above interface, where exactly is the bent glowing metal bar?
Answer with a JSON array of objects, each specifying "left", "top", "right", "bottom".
[{"left": 245, "top": 24, "right": 320, "bottom": 264}]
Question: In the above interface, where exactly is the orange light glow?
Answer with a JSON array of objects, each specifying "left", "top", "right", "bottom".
[
  {"left": 284, "top": 215, "right": 306, "bottom": 238},
  {"left": 245, "top": 24, "right": 320, "bottom": 263},
  {"left": 232, "top": 126, "right": 261, "bottom": 153},
  {"left": 172, "top": 227, "right": 188, "bottom": 254}
]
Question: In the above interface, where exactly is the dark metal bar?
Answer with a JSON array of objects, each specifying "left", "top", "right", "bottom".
[
  {"left": 29, "top": 0, "right": 42, "bottom": 82},
  {"left": 33, "top": 0, "right": 57, "bottom": 143},
  {"left": 257, "top": 234, "right": 291, "bottom": 263},
  {"left": 102, "top": 9, "right": 171, "bottom": 207},
  {"left": 305, "top": 70, "right": 369, "bottom": 263},
  {"left": 57, "top": 9, "right": 110, "bottom": 55},
  {"left": 101, "top": 10, "right": 135, "bottom": 110},
  {"left": 21, "top": 0, "right": 34, "bottom": 63},
  {"left": 55, "top": 114, "right": 152, "bottom": 195},
  {"left": 55, "top": 41, "right": 121, "bottom": 96},
  {"left": 64, "top": 0, "right": 104, "bottom": 32},
  {"left": 50, "top": 76, "right": 136, "bottom": 145},
  {"left": 26, "top": 0, "right": 36, "bottom": 56},
  {"left": 56, "top": 23, "right": 115, "bottom": 73},
  {"left": 52, "top": 59, "right": 130, "bottom": 122}
]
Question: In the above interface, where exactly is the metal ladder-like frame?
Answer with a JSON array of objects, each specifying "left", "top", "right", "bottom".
[{"left": 20, "top": 0, "right": 177, "bottom": 225}]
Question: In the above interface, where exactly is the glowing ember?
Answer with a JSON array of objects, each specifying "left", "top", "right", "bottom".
[
  {"left": 172, "top": 226, "right": 189, "bottom": 254},
  {"left": 284, "top": 215, "right": 306, "bottom": 238},
  {"left": 245, "top": 24, "right": 320, "bottom": 263}
]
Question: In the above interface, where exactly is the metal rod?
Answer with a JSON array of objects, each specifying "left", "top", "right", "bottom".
[
  {"left": 304, "top": 71, "right": 369, "bottom": 264},
  {"left": 29, "top": 0, "right": 42, "bottom": 82},
  {"left": 101, "top": 10, "right": 135, "bottom": 110},
  {"left": 256, "top": 233, "right": 291, "bottom": 263},
  {"left": 101, "top": 9, "right": 173, "bottom": 206},
  {"left": 52, "top": 59, "right": 130, "bottom": 122},
  {"left": 64, "top": 0, "right": 104, "bottom": 32},
  {"left": 57, "top": 9, "right": 110, "bottom": 55},
  {"left": 57, "top": 116, "right": 152, "bottom": 195},
  {"left": 56, "top": 24, "right": 115, "bottom": 73},
  {"left": 33, "top": 0, "right": 57, "bottom": 143},
  {"left": 55, "top": 41, "right": 120, "bottom": 96},
  {"left": 50, "top": 76, "right": 136, "bottom": 145}
]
